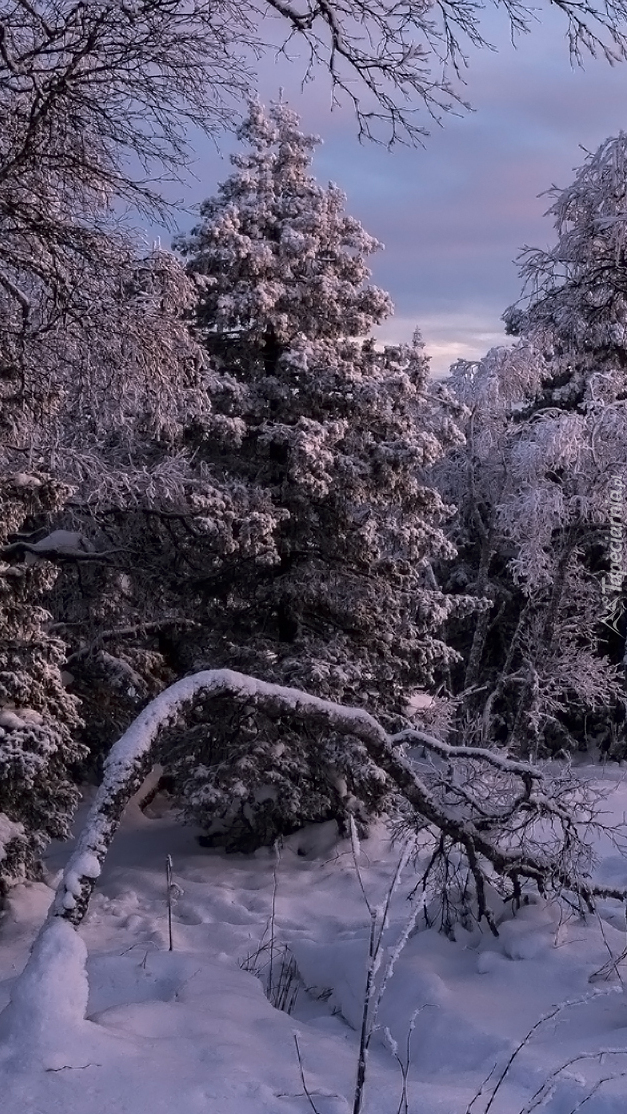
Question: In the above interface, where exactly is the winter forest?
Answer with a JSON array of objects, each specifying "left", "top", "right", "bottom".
[{"left": 3, "top": 2, "right": 627, "bottom": 1112}]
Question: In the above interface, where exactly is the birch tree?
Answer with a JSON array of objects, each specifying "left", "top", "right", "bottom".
[{"left": 438, "top": 342, "right": 626, "bottom": 756}]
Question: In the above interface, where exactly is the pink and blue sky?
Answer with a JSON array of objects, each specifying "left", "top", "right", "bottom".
[{"left": 160, "top": 6, "right": 627, "bottom": 376}]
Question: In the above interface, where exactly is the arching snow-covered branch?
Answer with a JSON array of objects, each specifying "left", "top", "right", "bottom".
[
  {"left": 53, "top": 670, "right": 627, "bottom": 928},
  {"left": 53, "top": 669, "right": 389, "bottom": 923}
]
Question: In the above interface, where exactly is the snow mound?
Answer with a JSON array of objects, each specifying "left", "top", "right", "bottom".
[{"left": 0, "top": 919, "right": 89, "bottom": 1069}]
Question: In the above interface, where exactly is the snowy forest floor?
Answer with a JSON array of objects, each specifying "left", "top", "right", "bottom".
[{"left": 4, "top": 769, "right": 627, "bottom": 1113}]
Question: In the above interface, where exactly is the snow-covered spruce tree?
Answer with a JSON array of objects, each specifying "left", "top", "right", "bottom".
[
  {"left": 436, "top": 338, "right": 626, "bottom": 756},
  {"left": 161, "top": 101, "right": 478, "bottom": 850}
]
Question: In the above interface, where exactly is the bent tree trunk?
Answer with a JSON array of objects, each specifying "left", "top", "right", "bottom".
[{"left": 52, "top": 669, "right": 626, "bottom": 929}]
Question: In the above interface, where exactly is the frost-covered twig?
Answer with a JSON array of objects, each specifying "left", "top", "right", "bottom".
[
  {"left": 384, "top": 1009, "right": 420, "bottom": 1114},
  {"left": 166, "top": 855, "right": 174, "bottom": 952},
  {"left": 293, "top": 1034, "right": 322, "bottom": 1114},
  {"left": 349, "top": 826, "right": 425, "bottom": 1114},
  {"left": 465, "top": 987, "right": 624, "bottom": 1114}
]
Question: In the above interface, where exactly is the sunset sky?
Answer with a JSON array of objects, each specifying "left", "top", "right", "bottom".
[{"left": 162, "top": 6, "right": 627, "bottom": 376}]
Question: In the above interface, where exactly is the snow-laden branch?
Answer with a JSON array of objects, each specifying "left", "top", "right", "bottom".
[{"left": 52, "top": 670, "right": 627, "bottom": 927}]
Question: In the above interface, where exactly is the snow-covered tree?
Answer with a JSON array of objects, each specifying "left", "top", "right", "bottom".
[
  {"left": 437, "top": 339, "right": 626, "bottom": 756},
  {"left": 432, "top": 137, "right": 627, "bottom": 757},
  {"left": 0, "top": 3, "right": 286, "bottom": 873},
  {"left": 504, "top": 135, "right": 627, "bottom": 728},
  {"left": 153, "top": 101, "right": 479, "bottom": 849},
  {"left": 174, "top": 99, "right": 394, "bottom": 358}
]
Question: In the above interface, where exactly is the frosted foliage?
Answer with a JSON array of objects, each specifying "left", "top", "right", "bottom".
[
  {"left": 176, "top": 335, "right": 469, "bottom": 709},
  {"left": 519, "top": 588, "right": 623, "bottom": 711},
  {"left": 0, "top": 245, "right": 219, "bottom": 494},
  {"left": 447, "top": 343, "right": 545, "bottom": 454},
  {"left": 500, "top": 409, "right": 627, "bottom": 587},
  {"left": 443, "top": 339, "right": 627, "bottom": 589}
]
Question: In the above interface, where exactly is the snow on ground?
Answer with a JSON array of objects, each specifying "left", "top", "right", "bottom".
[{"left": 3, "top": 770, "right": 627, "bottom": 1113}]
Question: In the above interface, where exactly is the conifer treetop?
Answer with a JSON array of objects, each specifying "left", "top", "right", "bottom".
[{"left": 176, "top": 100, "right": 392, "bottom": 349}]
